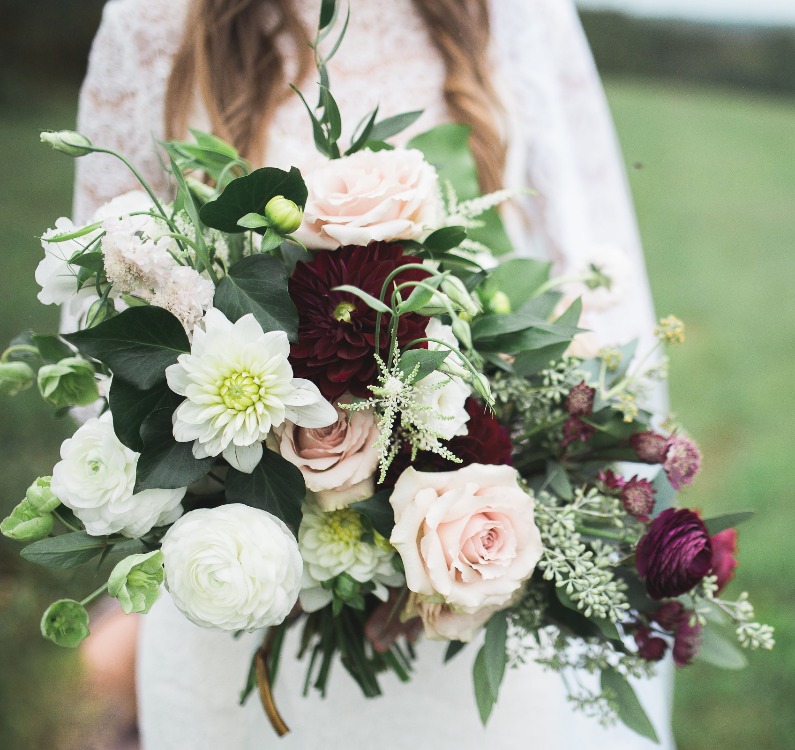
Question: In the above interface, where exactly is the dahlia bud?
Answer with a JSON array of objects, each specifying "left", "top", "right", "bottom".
[
  {"left": 264, "top": 195, "right": 303, "bottom": 234},
  {"left": 620, "top": 476, "right": 655, "bottom": 522},
  {"left": 662, "top": 434, "right": 702, "bottom": 491},
  {"left": 634, "top": 625, "right": 667, "bottom": 662},
  {"left": 37, "top": 357, "right": 99, "bottom": 407},
  {"left": 108, "top": 551, "right": 164, "bottom": 614},
  {"left": 487, "top": 290, "right": 511, "bottom": 315},
  {"left": 564, "top": 381, "right": 595, "bottom": 418},
  {"left": 1, "top": 499, "right": 54, "bottom": 542},
  {"left": 710, "top": 528, "right": 739, "bottom": 594},
  {"left": 630, "top": 431, "right": 668, "bottom": 464},
  {"left": 25, "top": 476, "right": 60, "bottom": 514},
  {"left": 40, "top": 130, "right": 94, "bottom": 157},
  {"left": 0, "top": 360, "right": 36, "bottom": 396},
  {"left": 40, "top": 599, "right": 90, "bottom": 648},
  {"left": 636, "top": 508, "right": 712, "bottom": 599}
]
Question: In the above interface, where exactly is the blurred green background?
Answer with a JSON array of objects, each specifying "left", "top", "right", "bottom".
[{"left": 1, "top": 3, "right": 793, "bottom": 749}]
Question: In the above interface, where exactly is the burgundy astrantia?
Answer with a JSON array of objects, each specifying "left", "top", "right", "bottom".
[
  {"left": 386, "top": 399, "right": 513, "bottom": 484},
  {"left": 636, "top": 508, "right": 712, "bottom": 599},
  {"left": 630, "top": 431, "right": 668, "bottom": 464},
  {"left": 288, "top": 242, "right": 430, "bottom": 400},
  {"left": 564, "top": 381, "right": 596, "bottom": 418}
]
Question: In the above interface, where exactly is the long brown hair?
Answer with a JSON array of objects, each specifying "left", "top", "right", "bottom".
[{"left": 165, "top": 0, "right": 507, "bottom": 192}]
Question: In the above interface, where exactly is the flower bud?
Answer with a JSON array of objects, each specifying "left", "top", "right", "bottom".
[
  {"left": 441, "top": 275, "right": 481, "bottom": 319},
  {"left": 40, "top": 130, "right": 94, "bottom": 157},
  {"left": 264, "top": 195, "right": 303, "bottom": 234},
  {"left": 108, "top": 550, "right": 164, "bottom": 614},
  {"left": 37, "top": 357, "right": 99, "bottom": 407},
  {"left": 451, "top": 314, "right": 473, "bottom": 351},
  {"left": 40, "top": 599, "right": 90, "bottom": 648},
  {"left": 25, "top": 476, "right": 60, "bottom": 514},
  {"left": 0, "top": 361, "right": 36, "bottom": 396},
  {"left": 86, "top": 297, "right": 113, "bottom": 328},
  {"left": 487, "top": 290, "right": 511, "bottom": 315},
  {"left": 1, "top": 499, "right": 54, "bottom": 542}
]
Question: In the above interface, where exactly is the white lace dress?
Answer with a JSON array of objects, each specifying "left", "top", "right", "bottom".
[{"left": 73, "top": 1, "right": 675, "bottom": 747}]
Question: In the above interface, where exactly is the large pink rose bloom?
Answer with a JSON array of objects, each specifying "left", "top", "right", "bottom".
[
  {"left": 271, "top": 402, "right": 380, "bottom": 511},
  {"left": 390, "top": 464, "right": 543, "bottom": 613},
  {"left": 294, "top": 148, "right": 442, "bottom": 250}
]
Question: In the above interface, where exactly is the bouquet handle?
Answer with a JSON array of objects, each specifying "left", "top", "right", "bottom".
[{"left": 256, "top": 629, "right": 290, "bottom": 737}]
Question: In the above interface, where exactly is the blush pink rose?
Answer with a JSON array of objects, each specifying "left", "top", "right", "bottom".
[
  {"left": 271, "top": 402, "right": 380, "bottom": 511},
  {"left": 294, "top": 148, "right": 442, "bottom": 250},
  {"left": 389, "top": 464, "right": 543, "bottom": 612}
]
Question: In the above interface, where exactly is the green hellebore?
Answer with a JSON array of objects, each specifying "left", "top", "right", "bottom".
[
  {"left": 0, "top": 360, "right": 36, "bottom": 396},
  {"left": 0, "top": 499, "right": 54, "bottom": 542},
  {"left": 108, "top": 551, "right": 165, "bottom": 614},
  {"left": 25, "top": 476, "right": 60, "bottom": 514},
  {"left": 40, "top": 599, "right": 90, "bottom": 648},
  {"left": 37, "top": 357, "right": 99, "bottom": 407}
]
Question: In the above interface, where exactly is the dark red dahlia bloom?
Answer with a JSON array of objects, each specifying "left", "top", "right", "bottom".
[
  {"left": 564, "top": 381, "right": 596, "bottom": 418},
  {"left": 710, "top": 528, "right": 739, "bottom": 594},
  {"left": 662, "top": 434, "right": 702, "bottom": 491},
  {"left": 636, "top": 508, "right": 712, "bottom": 599},
  {"left": 289, "top": 242, "right": 429, "bottom": 400},
  {"left": 385, "top": 399, "right": 513, "bottom": 484},
  {"left": 634, "top": 625, "right": 668, "bottom": 662},
  {"left": 630, "top": 431, "right": 668, "bottom": 464}
]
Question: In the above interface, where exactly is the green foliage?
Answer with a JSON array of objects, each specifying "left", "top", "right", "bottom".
[
  {"left": 600, "top": 667, "right": 660, "bottom": 743},
  {"left": 397, "top": 348, "right": 450, "bottom": 383},
  {"left": 703, "top": 511, "right": 755, "bottom": 536},
  {"left": 473, "top": 610, "right": 509, "bottom": 724},
  {"left": 350, "top": 490, "right": 395, "bottom": 539},
  {"left": 20, "top": 532, "right": 145, "bottom": 570}
]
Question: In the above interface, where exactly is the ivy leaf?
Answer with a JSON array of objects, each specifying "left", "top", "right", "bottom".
[
  {"left": 600, "top": 668, "right": 660, "bottom": 743},
  {"left": 225, "top": 449, "right": 306, "bottom": 532},
  {"left": 109, "top": 379, "right": 182, "bottom": 452},
  {"left": 135, "top": 408, "right": 214, "bottom": 492},
  {"left": 213, "top": 254, "right": 299, "bottom": 340},
  {"left": 351, "top": 490, "right": 395, "bottom": 538},
  {"left": 65, "top": 307, "right": 189, "bottom": 389},
  {"left": 199, "top": 167, "right": 307, "bottom": 234}
]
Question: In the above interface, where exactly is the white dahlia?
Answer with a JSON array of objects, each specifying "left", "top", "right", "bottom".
[{"left": 166, "top": 309, "right": 337, "bottom": 473}]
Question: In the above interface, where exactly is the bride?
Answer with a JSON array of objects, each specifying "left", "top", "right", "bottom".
[{"left": 73, "top": 0, "right": 676, "bottom": 747}]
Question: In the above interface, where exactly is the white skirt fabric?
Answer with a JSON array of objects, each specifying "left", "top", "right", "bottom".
[{"left": 138, "top": 592, "right": 676, "bottom": 750}]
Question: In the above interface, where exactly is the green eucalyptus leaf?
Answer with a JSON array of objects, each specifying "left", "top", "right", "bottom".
[
  {"left": 422, "top": 226, "right": 467, "bottom": 252},
  {"left": 225, "top": 449, "right": 306, "bottom": 532},
  {"left": 213, "top": 254, "right": 299, "bottom": 340},
  {"left": 369, "top": 110, "right": 424, "bottom": 142},
  {"left": 695, "top": 627, "right": 748, "bottom": 669},
  {"left": 65, "top": 307, "right": 189, "bottom": 390},
  {"left": 600, "top": 668, "right": 660, "bottom": 743},
  {"left": 704, "top": 511, "right": 755, "bottom": 536}
]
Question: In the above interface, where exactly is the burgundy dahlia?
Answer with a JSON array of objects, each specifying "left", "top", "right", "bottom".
[
  {"left": 710, "top": 528, "right": 739, "bottom": 594},
  {"left": 662, "top": 434, "right": 702, "bottom": 491},
  {"left": 386, "top": 399, "right": 513, "bottom": 484},
  {"left": 564, "top": 381, "right": 596, "bottom": 418},
  {"left": 630, "top": 431, "right": 668, "bottom": 464},
  {"left": 636, "top": 508, "right": 712, "bottom": 599},
  {"left": 289, "top": 242, "right": 430, "bottom": 400}
]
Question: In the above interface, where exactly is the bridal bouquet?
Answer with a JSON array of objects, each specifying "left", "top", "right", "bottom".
[{"left": 2, "top": 3, "right": 773, "bottom": 742}]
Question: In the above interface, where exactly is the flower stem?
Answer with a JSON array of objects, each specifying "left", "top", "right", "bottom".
[
  {"left": 1, "top": 345, "right": 39, "bottom": 363},
  {"left": 575, "top": 525, "right": 632, "bottom": 543},
  {"left": 80, "top": 582, "right": 108, "bottom": 607}
]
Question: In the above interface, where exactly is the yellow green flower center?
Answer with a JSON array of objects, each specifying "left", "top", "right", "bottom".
[
  {"left": 333, "top": 301, "right": 356, "bottom": 323},
  {"left": 322, "top": 508, "right": 363, "bottom": 545},
  {"left": 219, "top": 371, "right": 265, "bottom": 411}
]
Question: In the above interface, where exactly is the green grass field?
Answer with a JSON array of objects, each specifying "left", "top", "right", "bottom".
[{"left": 0, "top": 79, "right": 793, "bottom": 749}]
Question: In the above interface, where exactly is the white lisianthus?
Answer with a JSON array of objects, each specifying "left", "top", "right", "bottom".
[
  {"left": 566, "top": 243, "right": 631, "bottom": 312},
  {"left": 298, "top": 505, "right": 404, "bottom": 612},
  {"left": 414, "top": 370, "right": 471, "bottom": 441},
  {"left": 161, "top": 504, "right": 302, "bottom": 631},
  {"left": 166, "top": 309, "right": 337, "bottom": 473},
  {"left": 51, "top": 413, "right": 186, "bottom": 537}
]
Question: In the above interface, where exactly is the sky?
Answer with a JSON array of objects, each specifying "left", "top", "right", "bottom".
[{"left": 576, "top": 0, "right": 795, "bottom": 25}]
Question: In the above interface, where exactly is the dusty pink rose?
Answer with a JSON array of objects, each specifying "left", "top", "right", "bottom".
[
  {"left": 270, "top": 402, "right": 379, "bottom": 511},
  {"left": 294, "top": 148, "right": 442, "bottom": 250},
  {"left": 403, "top": 593, "right": 503, "bottom": 643},
  {"left": 389, "top": 464, "right": 543, "bottom": 612}
]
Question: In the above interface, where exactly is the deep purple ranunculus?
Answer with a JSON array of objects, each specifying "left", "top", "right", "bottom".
[{"left": 636, "top": 508, "right": 713, "bottom": 599}]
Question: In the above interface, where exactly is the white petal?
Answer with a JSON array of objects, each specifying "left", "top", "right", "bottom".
[{"left": 223, "top": 442, "right": 263, "bottom": 473}]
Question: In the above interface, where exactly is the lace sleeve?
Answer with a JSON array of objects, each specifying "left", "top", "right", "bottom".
[
  {"left": 72, "top": 0, "right": 187, "bottom": 223},
  {"left": 491, "top": 0, "right": 659, "bottom": 351}
]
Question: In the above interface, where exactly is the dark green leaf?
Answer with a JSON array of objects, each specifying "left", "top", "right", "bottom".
[
  {"left": 600, "top": 668, "right": 660, "bottom": 743},
  {"left": 135, "top": 408, "right": 213, "bottom": 491},
  {"left": 483, "top": 610, "right": 509, "bottom": 697},
  {"left": 362, "top": 140, "right": 394, "bottom": 152},
  {"left": 422, "top": 226, "right": 467, "bottom": 252},
  {"left": 31, "top": 334, "right": 73, "bottom": 364},
  {"left": 347, "top": 107, "right": 379, "bottom": 154},
  {"left": 200, "top": 166, "right": 308, "bottom": 233},
  {"left": 69, "top": 252, "right": 105, "bottom": 275},
  {"left": 350, "top": 490, "right": 394, "bottom": 539},
  {"left": 65, "top": 307, "right": 189, "bottom": 389},
  {"left": 444, "top": 640, "right": 467, "bottom": 663},
  {"left": 369, "top": 110, "right": 424, "bottom": 142},
  {"left": 395, "top": 276, "right": 444, "bottom": 315},
  {"left": 516, "top": 291, "right": 563, "bottom": 319},
  {"left": 109, "top": 378, "right": 182, "bottom": 452},
  {"left": 320, "top": 86, "right": 342, "bottom": 143},
  {"left": 398, "top": 348, "right": 450, "bottom": 382},
  {"left": 213, "top": 254, "right": 299, "bottom": 340},
  {"left": 291, "top": 85, "right": 333, "bottom": 159},
  {"left": 319, "top": 0, "right": 336, "bottom": 30},
  {"left": 225, "top": 449, "right": 306, "bottom": 531},
  {"left": 21, "top": 532, "right": 108, "bottom": 569},
  {"left": 546, "top": 461, "right": 574, "bottom": 500},
  {"left": 704, "top": 511, "right": 755, "bottom": 536},
  {"left": 554, "top": 296, "right": 583, "bottom": 328},
  {"left": 512, "top": 342, "right": 575, "bottom": 377}
]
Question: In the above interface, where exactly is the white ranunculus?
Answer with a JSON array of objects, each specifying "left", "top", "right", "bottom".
[
  {"left": 50, "top": 413, "right": 186, "bottom": 537},
  {"left": 166, "top": 309, "right": 337, "bottom": 473},
  {"left": 298, "top": 505, "right": 404, "bottom": 612},
  {"left": 161, "top": 504, "right": 302, "bottom": 631},
  {"left": 414, "top": 370, "right": 471, "bottom": 441},
  {"left": 294, "top": 148, "right": 443, "bottom": 250}
]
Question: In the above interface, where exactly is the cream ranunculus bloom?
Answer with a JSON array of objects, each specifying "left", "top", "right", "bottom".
[
  {"left": 390, "top": 464, "right": 543, "bottom": 612},
  {"left": 294, "top": 148, "right": 443, "bottom": 250},
  {"left": 166, "top": 309, "right": 337, "bottom": 474},
  {"left": 161, "top": 504, "right": 303, "bottom": 631},
  {"left": 50, "top": 413, "right": 186, "bottom": 537}
]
